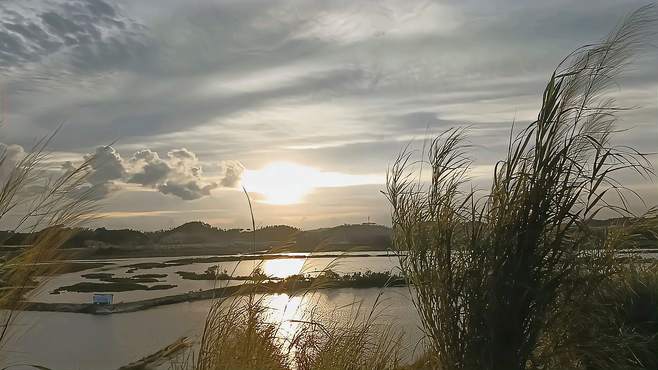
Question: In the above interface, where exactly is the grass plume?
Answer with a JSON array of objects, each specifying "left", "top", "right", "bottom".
[
  {"left": 386, "top": 5, "right": 657, "bottom": 370},
  {"left": 0, "top": 130, "right": 97, "bottom": 349}
]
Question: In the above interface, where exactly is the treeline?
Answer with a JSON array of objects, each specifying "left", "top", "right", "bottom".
[{"left": 0, "top": 221, "right": 393, "bottom": 250}]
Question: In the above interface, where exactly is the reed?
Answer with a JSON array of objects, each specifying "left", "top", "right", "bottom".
[
  {"left": 190, "top": 287, "right": 404, "bottom": 370},
  {"left": 0, "top": 130, "right": 97, "bottom": 349},
  {"left": 386, "top": 5, "right": 657, "bottom": 370}
]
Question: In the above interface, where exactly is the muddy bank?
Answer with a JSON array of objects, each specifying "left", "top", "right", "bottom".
[
  {"left": 21, "top": 283, "right": 305, "bottom": 314},
  {"left": 20, "top": 276, "right": 406, "bottom": 315}
]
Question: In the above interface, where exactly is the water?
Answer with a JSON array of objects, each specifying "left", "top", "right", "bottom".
[
  {"left": 31, "top": 252, "right": 403, "bottom": 304},
  {"left": 2, "top": 253, "right": 422, "bottom": 370},
  {"left": 8, "top": 249, "right": 655, "bottom": 369}
]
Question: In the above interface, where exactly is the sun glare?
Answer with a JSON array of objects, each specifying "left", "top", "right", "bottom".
[
  {"left": 241, "top": 161, "right": 382, "bottom": 205},
  {"left": 264, "top": 258, "right": 306, "bottom": 278}
]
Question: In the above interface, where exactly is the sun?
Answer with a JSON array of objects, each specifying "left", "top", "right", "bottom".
[
  {"left": 241, "top": 162, "right": 317, "bottom": 205},
  {"left": 240, "top": 161, "right": 384, "bottom": 205}
]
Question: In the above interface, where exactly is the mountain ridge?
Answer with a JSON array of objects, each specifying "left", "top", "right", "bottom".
[{"left": 0, "top": 221, "right": 392, "bottom": 255}]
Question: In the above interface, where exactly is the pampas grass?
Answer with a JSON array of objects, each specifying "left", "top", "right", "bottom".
[
  {"left": 386, "top": 5, "right": 657, "bottom": 370},
  {"left": 192, "top": 290, "right": 405, "bottom": 370},
  {"left": 0, "top": 130, "right": 96, "bottom": 349}
]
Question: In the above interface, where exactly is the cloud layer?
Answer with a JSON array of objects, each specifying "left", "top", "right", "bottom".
[
  {"left": 0, "top": 0, "right": 146, "bottom": 75},
  {"left": 0, "top": 0, "right": 655, "bottom": 229},
  {"left": 75, "top": 146, "right": 243, "bottom": 200}
]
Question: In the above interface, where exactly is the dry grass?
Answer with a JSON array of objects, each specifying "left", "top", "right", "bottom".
[
  {"left": 189, "top": 288, "right": 405, "bottom": 370},
  {"left": 196, "top": 294, "right": 289, "bottom": 370},
  {"left": 385, "top": 5, "right": 657, "bottom": 370},
  {"left": 536, "top": 261, "right": 658, "bottom": 370},
  {"left": 0, "top": 130, "right": 97, "bottom": 349}
]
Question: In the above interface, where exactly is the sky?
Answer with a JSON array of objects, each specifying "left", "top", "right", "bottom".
[{"left": 0, "top": 0, "right": 656, "bottom": 231}]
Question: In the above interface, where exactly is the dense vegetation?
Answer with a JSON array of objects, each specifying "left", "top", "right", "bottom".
[{"left": 0, "top": 221, "right": 395, "bottom": 252}]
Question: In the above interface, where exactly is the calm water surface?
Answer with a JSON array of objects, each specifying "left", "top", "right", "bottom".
[{"left": 3, "top": 253, "right": 423, "bottom": 370}]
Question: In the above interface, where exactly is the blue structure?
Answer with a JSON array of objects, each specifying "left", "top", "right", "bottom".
[{"left": 92, "top": 293, "right": 114, "bottom": 305}]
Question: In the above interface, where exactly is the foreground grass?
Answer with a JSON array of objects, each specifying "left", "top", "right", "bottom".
[
  {"left": 0, "top": 132, "right": 96, "bottom": 350},
  {"left": 385, "top": 6, "right": 657, "bottom": 370},
  {"left": 189, "top": 292, "right": 408, "bottom": 370}
]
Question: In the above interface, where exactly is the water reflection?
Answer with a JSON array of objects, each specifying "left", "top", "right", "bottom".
[
  {"left": 263, "top": 258, "right": 305, "bottom": 278},
  {"left": 5, "top": 288, "right": 421, "bottom": 370},
  {"left": 264, "top": 294, "right": 304, "bottom": 341}
]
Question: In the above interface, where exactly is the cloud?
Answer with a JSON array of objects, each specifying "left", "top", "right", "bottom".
[
  {"left": 0, "top": 0, "right": 147, "bottom": 75},
  {"left": 295, "top": 1, "right": 461, "bottom": 44},
  {"left": 218, "top": 160, "right": 245, "bottom": 188},
  {"left": 0, "top": 0, "right": 654, "bottom": 229},
  {"left": 0, "top": 143, "right": 25, "bottom": 185},
  {"left": 126, "top": 147, "right": 218, "bottom": 200},
  {"left": 69, "top": 145, "right": 125, "bottom": 199},
  {"left": 85, "top": 145, "right": 125, "bottom": 184},
  {"left": 127, "top": 149, "right": 169, "bottom": 186},
  {"left": 73, "top": 146, "right": 240, "bottom": 200},
  {"left": 157, "top": 180, "right": 217, "bottom": 201}
]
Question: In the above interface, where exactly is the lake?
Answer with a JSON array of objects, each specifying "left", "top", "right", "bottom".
[{"left": 1, "top": 252, "right": 424, "bottom": 370}]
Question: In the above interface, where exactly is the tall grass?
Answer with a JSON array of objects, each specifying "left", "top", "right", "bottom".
[
  {"left": 196, "top": 294, "right": 289, "bottom": 370},
  {"left": 537, "top": 261, "right": 658, "bottom": 370},
  {"left": 0, "top": 131, "right": 96, "bottom": 350},
  {"left": 386, "top": 5, "right": 656, "bottom": 370},
  {"left": 191, "top": 287, "right": 405, "bottom": 370}
]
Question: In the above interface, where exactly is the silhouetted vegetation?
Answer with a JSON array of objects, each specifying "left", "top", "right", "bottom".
[
  {"left": 176, "top": 267, "right": 405, "bottom": 289},
  {"left": 52, "top": 281, "right": 177, "bottom": 294},
  {"left": 386, "top": 6, "right": 657, "bottom": 370},
  {"left": 192, "top": 293, "right": 404, "bottom": 370},
  {"left": 81, "top": 272, "right": 166, "bottom": 283}
]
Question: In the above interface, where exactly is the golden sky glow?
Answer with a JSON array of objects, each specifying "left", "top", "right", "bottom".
[{"left": 241, "top": 161, "right": 383, "bottom": 205}]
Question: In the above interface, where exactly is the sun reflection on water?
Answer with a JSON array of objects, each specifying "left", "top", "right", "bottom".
[
  {"left": 263, "top": 258, "right": 306, "bottom": 278},
  {"left": 264, "top": 293, "right": 305, "bottom": 344}
]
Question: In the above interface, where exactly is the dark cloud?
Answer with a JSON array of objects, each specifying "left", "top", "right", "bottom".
[
  {"left": 0, "top": 0, "right": 147, "bottom": 74},
  {"left": 128, "top": 160, "right": 169, "bottom": 186},
  {"left": 157, "top": 180, "right": 217, "bottom": 201}
]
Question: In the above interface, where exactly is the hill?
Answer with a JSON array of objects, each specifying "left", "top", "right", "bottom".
[{"left": 0, "top": 222, "right": 392, "bottom": 257}]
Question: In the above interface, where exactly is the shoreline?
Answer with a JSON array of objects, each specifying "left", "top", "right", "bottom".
[
  {"left": 55, "top": 243, "right": 393, "bottom": 261},
  {"left": 20, "top": 280, "right": 407, "bottom": 315}
]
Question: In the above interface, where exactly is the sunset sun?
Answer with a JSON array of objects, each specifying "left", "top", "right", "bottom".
[
  {"left": 240, "top": 162, "right": 318, "bottom": 205},
  {"left": 241, "top": 161, "right": 383, "bottom": 205}
]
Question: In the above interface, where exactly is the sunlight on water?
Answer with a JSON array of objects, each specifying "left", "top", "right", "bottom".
[
  {"left": 264, "top": 294, "right": 305, "bottom": 341},
  {"left": 264, "top": 258, "right": 306, "bottom": 278}
]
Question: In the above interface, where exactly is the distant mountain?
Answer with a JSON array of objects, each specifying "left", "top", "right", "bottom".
[
  {"left": 0, "top": 221, "right": 391, "bottom": 253},
  {"left": 296, "top": 224, "right": 392, "bottom": 251},
  {"left": 2, "top": 217, "right": 655, "bottom": 258}
]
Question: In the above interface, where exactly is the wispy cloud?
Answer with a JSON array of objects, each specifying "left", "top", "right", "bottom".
[{"left": 0, "top": 0, "right": 654, "bottom": 229}]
